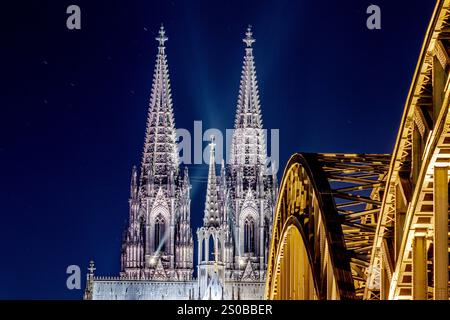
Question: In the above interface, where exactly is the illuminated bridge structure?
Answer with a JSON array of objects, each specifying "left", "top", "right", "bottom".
[
  {"left": 264, "top": 154, "right": 390, "bottom": 300},
  {"left": 265, "top": 0, "right": 450, "bottom": 300}
]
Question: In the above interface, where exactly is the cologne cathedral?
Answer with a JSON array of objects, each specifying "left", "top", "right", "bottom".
[{"left": 85, "top": 25, "right": 277, "bottom": 300}]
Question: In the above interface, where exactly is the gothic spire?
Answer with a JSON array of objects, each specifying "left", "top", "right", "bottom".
[
  {"left": 234, "top": 25, "right": 262, "bottom": 130},
  {"left": 140, "top": 24, "right": 179, "bottom": 186},
  {"left": 203, "top": 136, "right": 220, "bottom": 227},
  {"left": 230, "top": 26, "right": 267, "bottom": 178}
]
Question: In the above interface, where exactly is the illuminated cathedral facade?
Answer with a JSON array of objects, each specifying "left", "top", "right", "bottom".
[{"left": 84, "top": 25, "right": 277, "bottom": 300}]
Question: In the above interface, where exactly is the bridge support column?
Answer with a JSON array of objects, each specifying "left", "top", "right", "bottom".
[
  {"left": 413, "top": 232, "right": 427, "bottom": 300},
  {"left": 381, "top": 256, "right": 390, "bottom": 300},
  {"left": 433, "top": 166, "right": 448, "bottom": 300},
  {"left": 412, "top": 126, "right": 422, "bottom": 184},
  {"left": 395, "top": 184, "right": 407, "bottom": 261}
]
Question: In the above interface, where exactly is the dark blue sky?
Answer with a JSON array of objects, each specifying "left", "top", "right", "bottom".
[{"left": 1, "top": 0, "right": 436, "bottom": 299}]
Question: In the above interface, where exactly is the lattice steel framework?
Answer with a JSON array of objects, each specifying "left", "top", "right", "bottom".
[
  {"left": 266, "top": 0, "right": 450, "bottom": 300},
  {"left": 265, "top": 153, "right": 390, "bottom": 300},
  {"left": 365, "top": 0, "right": 450, "bottom": 300}
]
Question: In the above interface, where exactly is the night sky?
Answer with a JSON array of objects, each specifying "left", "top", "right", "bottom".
[{"left": 1, "top": 0, "right": 437, "bottom": 299}]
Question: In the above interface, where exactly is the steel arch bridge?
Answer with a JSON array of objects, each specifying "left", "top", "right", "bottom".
[
  {"left": 266, "top": 0, "right": 450, "bottom": 300},
  {"left": 264, "top": 153, "right": 390, "bottom": 300}
]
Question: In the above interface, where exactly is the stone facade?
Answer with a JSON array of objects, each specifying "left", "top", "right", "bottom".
[{"left": 85, "top": 25, "right": 276, "bottom": 301}]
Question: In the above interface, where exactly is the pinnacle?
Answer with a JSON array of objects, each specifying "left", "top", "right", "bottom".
[{"left": 203, "top": 137, "right": 220, "bottom": 227}]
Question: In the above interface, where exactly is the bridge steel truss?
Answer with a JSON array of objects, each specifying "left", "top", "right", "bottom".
[
  {"left": 265, "top": 153, "right": 390, "bottom": 300},
  {"left": 266, "top": 0, "right": 450, "bottom": 300},
  {"left": 365, "top": 0, "right": 450, "bottom": 300}
]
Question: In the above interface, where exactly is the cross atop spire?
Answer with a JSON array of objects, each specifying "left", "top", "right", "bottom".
[
  {"left": 88, "top": 260, "right": 96, "bottom": 275},
  {"left": 243, "top": 25, "right": 255, "bottom": 48},
  {"left": 156, "top": 24, "right": 168, "bottom": 47}
]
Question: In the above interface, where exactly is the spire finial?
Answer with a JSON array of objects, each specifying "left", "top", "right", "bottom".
[
  {"left": 88, "top": 260, "right": 96, "bottom": 275},
  {"left": 156, "top": 23, "right": 168, "bottom": 47},
  {"left": 243, "top": 25, "right": 255, "bottom": 48},
  {"left": 209, "top": 135, "right": 216, "bottom": 154}
]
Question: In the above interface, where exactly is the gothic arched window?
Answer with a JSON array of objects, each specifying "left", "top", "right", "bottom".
[
  {"left": 244, "top": 216, "right": 256, "bottom": 254},
  {"left": 263, "top": 217, "right": 269, "bottom": 247},
  {"left": 154, "top": 215, "right": 166, "bottom": 252},
  {"left": 208, "top": 235, "right": 215, "bottom": 261},
  {"left": 263, "top": 217, "right": 270, "bottom": 260}
]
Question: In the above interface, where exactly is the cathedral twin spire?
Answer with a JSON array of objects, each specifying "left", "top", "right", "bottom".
[
  {"left": 234, "top": 25, "right": 263, "bottom": 130},
  {"left": 202, "top": 25, "right": 268, "bottom": 227},
  {"left": 122, "top": 24, "right": 274, "bottom": 291},
  {"left": 140, "top": 25, "right": 179, "bottom": 187},
  {"left": 122, "top": 24, "right": 192, "bottom": 280},
  {"left": 141, "top": 24, "right": 266, "bottom": 188},
  {"left": 230, "top": 25, "right": 268, "bottom": 185},
  {"left": 196, "top": 25, "right": 275, "bottom": 299}
]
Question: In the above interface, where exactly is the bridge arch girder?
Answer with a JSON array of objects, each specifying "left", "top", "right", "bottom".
[
  {"left": 265, "top": 153, "right": 390, "bottom": 300},
  {"left": 365, "top": 0, "right": 450, "bottom": 300}
]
